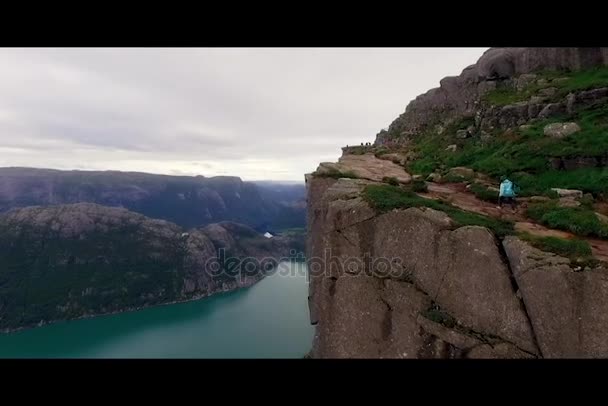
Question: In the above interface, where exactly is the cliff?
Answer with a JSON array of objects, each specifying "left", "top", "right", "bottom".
[
  {"left": 0, "top": 203, "right": 304, "bottom": 332},
  {"left": 306, "top": 47, "right": 608, "bottom": 358},
  {"left": 376, "top": 47, "right": 608, "bottom": 145}
]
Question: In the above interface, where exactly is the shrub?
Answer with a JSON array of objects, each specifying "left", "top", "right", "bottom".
[
  {"left": 469, "top": 183, "right": 499, "bottom": 203},
  {"left": 382, "top": 176, "right": 400, "bottom": 186},
  {"left": 526, "top": 201, "right": 608, "bottom": 239},
  {"left": 411, "top": 179, "right": 428, "bottom": 193},
  {"left": 519, "top": 233, "right": 592, "bottom": 259}
]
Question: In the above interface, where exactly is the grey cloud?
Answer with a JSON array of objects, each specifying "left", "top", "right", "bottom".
[{"left": 0, "top": 48, "right": 488, "bottom": 180}]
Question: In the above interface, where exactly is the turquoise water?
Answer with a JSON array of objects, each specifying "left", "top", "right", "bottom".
[{"left": 0, "top": 262, "right": 314, "bottom": 358}]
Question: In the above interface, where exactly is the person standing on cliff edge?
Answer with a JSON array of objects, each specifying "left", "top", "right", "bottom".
[{"left": 498, "top": 176, "right": 518, "bottom": 211}]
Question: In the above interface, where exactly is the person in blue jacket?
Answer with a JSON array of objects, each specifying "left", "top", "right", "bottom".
[{"left": 499, "top": 176, "right": 518, "bottom": 210}]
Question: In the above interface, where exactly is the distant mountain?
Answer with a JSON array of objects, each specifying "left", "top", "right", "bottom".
[
  {"left": 0, "top": 168, "right": 306, "bottom": 231},
  {"left": 0, "top": 203, "right": 304, "bottom": 332}
]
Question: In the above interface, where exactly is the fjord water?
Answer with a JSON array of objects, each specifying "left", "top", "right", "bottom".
[{"left": 0, "top": 262, "right": 313, "bottom": 358}]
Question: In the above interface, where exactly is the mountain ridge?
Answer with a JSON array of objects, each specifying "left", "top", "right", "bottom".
[
  {"left": 0, "top": 202, "right": 304, "bottom": 333},
  {"left": 0, "top": 167, "right": 306, "bottom": 231}
]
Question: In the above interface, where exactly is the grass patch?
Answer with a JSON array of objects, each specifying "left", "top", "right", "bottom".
[
  {"left": 526, "top": 201, "right": 608, "bottom": 239},
  {"left": 408, "top": 158, "right": 439, "bottom": 177},
  {"left": 513, "top": 168, "right": 608, "bottom": 197},
  {"left": 407, "top": 102, "right": 608, "bottom": 196},
  {"left": 519, "top": 233, "right": 592, "bottom": 259},
  {"left": 484, "top": 67, "right": 608, "bottom": 106},
  {"left": 411, "top": 179, "right": 428, "bottom": 193},
  {"left": 363, "top": 184, "right": 513, "bottom": 236},
  {"left": 399, "top": 67, "right": 608, "bottom": 197},
  {"left": 484, "top": 85, "right": 530, "bottom": 106},
  {"left": 556, "top": 66, "right": 608, "bottom": 97},
  {"left": 470, "top": 183, "right": 499, "bottom": 203}
]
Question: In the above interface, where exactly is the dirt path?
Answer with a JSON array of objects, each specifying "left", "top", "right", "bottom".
[{"left": 419, "top": 182, "right": 608, "bottom": 262}]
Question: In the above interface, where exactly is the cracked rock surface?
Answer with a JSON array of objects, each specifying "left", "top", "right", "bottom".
[{"left": 305, "top": 175, "right": 608, "bottom": 358}]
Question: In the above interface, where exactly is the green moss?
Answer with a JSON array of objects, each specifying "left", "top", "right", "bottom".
[
  {"left": 484, "top": 85, "right": 530, "bottom": 106},
  {"left": 519, "top": 233, "right": 592, "bottom": 259},
  {"left": 513, "top": 168, "right": 608, "bottom": 197},
  {"left": 526, "top": 201, "right": 608, "bottom": 239},
  {"left": 363, "top": 184, "right": 513, "bottom": 236},
  {"left": 408, "top": 158, "right": 439, "bottom": 177},
  {"left": 556, "top": 66, "right": 608, "bottom": 96}
]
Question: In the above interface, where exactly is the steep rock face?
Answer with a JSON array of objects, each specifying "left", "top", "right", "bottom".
[
  {"left": 0, "top": 203, "right": 303, "bottom": 332},
  {"left": 305, "top": 175, "right": 608, "bottom": 358},
  {"left": 307, "top": 47, "right": 608, "bottom": 358},
  {"left": 376, "top": 47, "right": 608, "bottom": 143},
  {"left": 504, "top": 237, "right": 608, "bottom": 358}
]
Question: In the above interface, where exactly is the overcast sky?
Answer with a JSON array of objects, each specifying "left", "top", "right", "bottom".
[{"left": 0, "top": 48, "right": 488, "bottom": 181}]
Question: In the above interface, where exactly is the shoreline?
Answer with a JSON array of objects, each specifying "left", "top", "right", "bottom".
[{"left": 0, "top": 272, "right": 267, "bottom": 335}]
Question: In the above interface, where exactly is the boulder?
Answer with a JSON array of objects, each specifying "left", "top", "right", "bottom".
[
  {"left": 378, "top": 153, "right": 409, "bottom": 166},
  {"left": 456, "top": 129, "right": 469, "bottom": 139},
  {"left": 527, "top": 103, "right": 543, "bottom": 118},
  {"left": 503, "top": 237, "right": 608, "bottom": 358},
  {"left": 538, "top": 87, "right": 558, "bottom": 97},
  {"left": 515, "top": 73, "right": 538, "bottom": 91},
  {"left": 566, "top": 93, "right": 577, "bottom": 114},
  {"left": 519, "top": 124, "right": 533, "bottom": 132},
  {"left": 325, "top": 153, "right": 412, "bottom": 184},
  {"left": 543, "top": 122, "right": 581, "bottom": 138},
  {"left": 445, "top": 144, "right": 458, "bottom": 152},
  {"left": 529, "top": 96, "right": 546, "bottom": 104},
  {"left": 427, "top": 173, "right": 443, "bottom": 183},
  {"left": 557, "top": 197, "right": 581, "bottom": 208},
  {"left": 565, "top": 87, "right": 608, "bottom": 115},
  {"left": 538, "top": 103, "right": 566, "bottom": 119},
  {"left": 551, "top": 188, "right": 583, "bottom": 198},
  {"left": 447, "top": 167, "right": 475, "bottom": 180},
  {"left": 596, "top": 212, "right": 608, "bottom": 225}
]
